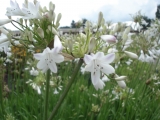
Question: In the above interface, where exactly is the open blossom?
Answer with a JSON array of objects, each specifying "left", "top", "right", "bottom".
[
  {"left": 6, "top": 0, "right": 25, "bottom": 16},
  {"left": 34, "top": 35, "right": 64, "bottom": 73},
  {"left": 22, "top": 1, "right": 42, "bottom": 19},
  {"left": 30, "top": 67, "right": 39, "bottom": 76},
  {"left": 6, "top": 0, "right": 42, "bottom": 19},
  {"left": 84, "top": 52, "right": 115, "bottom": 90}
]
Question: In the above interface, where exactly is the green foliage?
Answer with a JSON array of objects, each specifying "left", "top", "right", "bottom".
[{"left": 1, "top": 58, "right": 160, "bottom": 120}]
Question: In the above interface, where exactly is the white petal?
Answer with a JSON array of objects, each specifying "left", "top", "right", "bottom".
[
  {"left": 91, "top": 69, "right": 100, "bottom": 85},
  {"left": 54, "top": 35, "right": 63, "bottom": 52},
  {"left": 84, "top": 54, "right": 93, "bottom": 64},
  {"left": 49, "top": 62, "right": 57, "bottom": 73},
  {"left": 94, "top": 52, "right": 104, "bottom": 59},
  {"left": 99, "top": 63, "right": 115, "bottom": 75},
  {"left": 37, "top": 59, "right": 48, "bottom": 71},
  {"left": 34, "top": 53, "right": 44, "bottom": 60},
  {"left": 117, "top": 81, "right": 126, "bottom": 88},
  {"left": 100, "top": 53, "right": 115, "bottom": 64},
  {"left": 52, "top": 54, "right": 64, "bottom": 63},
  {"left": 84, "top": 61, "right": 94, "bottom": 72},
  {"left": 94, "top": 79, "right": 105, "bottom": 90}
]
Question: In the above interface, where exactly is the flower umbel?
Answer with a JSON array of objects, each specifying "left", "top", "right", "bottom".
[{"left": 84, "top": 52, "right": 115, "bottom": 90}]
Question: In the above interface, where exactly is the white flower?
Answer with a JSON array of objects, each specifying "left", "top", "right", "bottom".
[
  {"left": 30, "top": 67, "right": 39, "bottom": 76},
  {"left": 26, "top": 79, "right": 41, "bottom": 94},
  {"left": 34, "top": 35, "right": 64, "bottom": 73},
  {"left": 6, "top": 0, "right": 25, "bottom": 16},
  {"left": 139, "top": 50, "right": 145, "bottom": 62},
  {"left": 22, "top": 1, "right": 42, "bottom": 19},
  {"left": 0, "top": 38, "right": 10, "bottom": 53},
  {"left": 84, "top": 52, "right": 115, "bottom": 90}
]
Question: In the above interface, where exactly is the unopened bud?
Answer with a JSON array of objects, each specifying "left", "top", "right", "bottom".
[
  {"left": 37, "top": 27, "right": 44, "bottom": 38},
  {"left": 88, "top": 37, "right": 96, "bottom": 53},
  {"left": 122, "top": 33, "right": 128, "bottom": 44},
  {"left": 49, "top": 2, "right": 55, "bottom": 11},
  {"left": 48, "top": 25, "right": 59, "bottom": 36},
  {"left": 97, "top": 12, "right": 103, "bottom": 27},
  {"left": 0, "top": 19, "right": 12, "bottom": 26},
  {"left": 56, "top": 13, "right": 62, "bottom": 27},
  {"left": 115, "top": 76, "right": 127, "bottom": 81},
  {"left": 124, "top": 51, "right": 138, "bottom": 59},
  {"left": 101, "top": 35, "right": 117, "bottom": 44}
]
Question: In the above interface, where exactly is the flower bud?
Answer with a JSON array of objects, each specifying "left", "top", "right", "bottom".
[
  {"left": 124, "top": 51, "right": 138, "bottom": 59},
  {"left": 124, "top": 27, "right": 131, "bottom": 34},
  {"left": 49, "top": 1, "right": 55, "bottom": 11},
  {"left": 48, "top": 25, "right": 59, "bottom": 36},
  {"left": 88, "top": 37, "right": 96, "bottom": 53},
  {"left": 28, "top": 31, "right": 33, "bottom": 41},
  {"left": 0, "top": 36, "right": 8, "bottom": 44},
  {"left": 56, "top": 13, "right": 62, "bottom": 27},
  {"left": 0, "top": 27, "right": 9, "bottom": 35},
  {"left": 115, "top": 74, "right": 126, "bottom": 88},
  {"left": 43, "top": 6, "right": 48, "bottom": 13},
  {"left": 37, "top": 27, "right": 44, "bottom": 38},
  {"left": 101, "top": 35, "right": 117, "bottom": 44},
  {"left": 115, "top": 76, "right": 127, "bottom": 81},
  {"left": 122, "top": 34, "right": 128, "bottom": 44},
  {"left": 0, "top": 19, "right": 12, "bottom": 26},
  {"left": 97, "top": 12, "right": 103, "bottom": 27}
]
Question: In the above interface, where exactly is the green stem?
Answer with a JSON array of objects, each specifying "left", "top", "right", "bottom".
[
  {"left": 0, "top": 64, "right": 4, "bottom": 119},
  {"left": 43, "top": 70, "right": 51, "bottom": 120},
  {"left": 48, "top": 59, "right": 83, "bottom": 120}
]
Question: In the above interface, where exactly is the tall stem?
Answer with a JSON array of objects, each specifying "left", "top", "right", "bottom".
[
  {"left": 43, "top": 69, "right": 51, "bottom": 120},
  {"left": 0, "top": 64, "right": 4, "bottom": 119},
  {"left": 48, "top": 59, "right": 83, "bottom": 120}
]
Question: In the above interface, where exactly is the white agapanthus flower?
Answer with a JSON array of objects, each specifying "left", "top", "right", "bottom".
[
  {"left": 30, "top": 67, "right": 39, "bottom": 76},
  {"left": 26, "top": 79, "right": 41, "bottom": 94},
  {"left": 139, "top": 50, "right": 156, "bottom": 63},
  {"left": 22, "top": 1, "right": 42, "bottom": 19},
  {"left": 6, "top": 0, "right": 42, "bottom": 19},
  {"left": 34, "top": 35, "right": 64, "bottom": 73},
  {"left": 84, "top": 52, "right": 115, "bottom": 90},
  {"left": 6, "top": 0, "right": 25, "bottom": 16}
]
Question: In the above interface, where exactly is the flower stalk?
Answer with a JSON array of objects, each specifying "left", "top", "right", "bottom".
[
  {"left": 43, "top": 69, "right": 51, "bottom": 120},
  {"left": 0, "top": 63, "right": 5, "bottom": 119},
  {"left": 48, "top": 58, "right": 83, "bottom": 120}
]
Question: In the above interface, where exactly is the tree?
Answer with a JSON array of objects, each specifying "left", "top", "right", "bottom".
[
  {"left": 156, "top": 4, "right": 160, "bottom": 19},
  {"left": 71, "top": 20, "right": 76, "bottom": 28}
]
